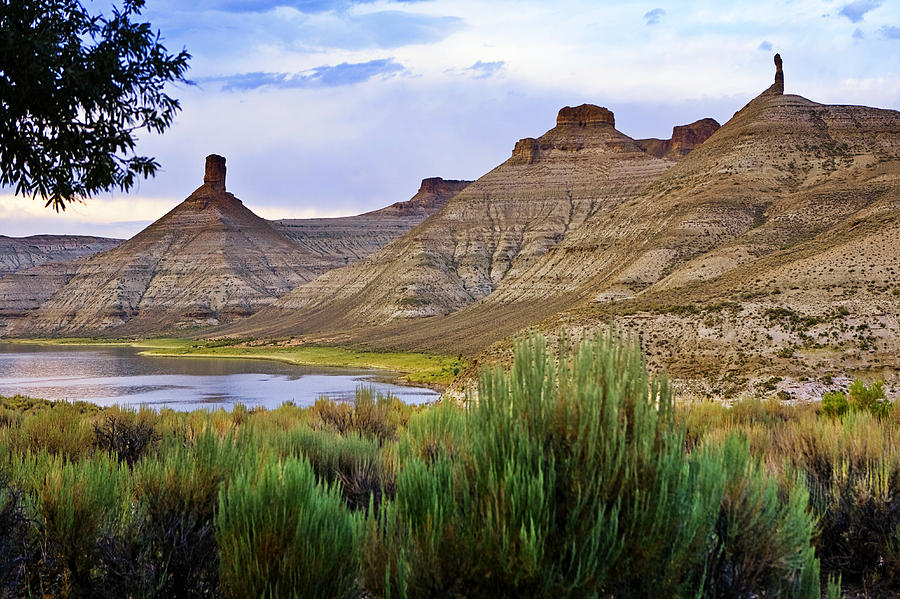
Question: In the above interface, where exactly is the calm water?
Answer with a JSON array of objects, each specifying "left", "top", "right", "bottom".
[{"left": 0, "top": 343, "right": 439, "bottom": 411}]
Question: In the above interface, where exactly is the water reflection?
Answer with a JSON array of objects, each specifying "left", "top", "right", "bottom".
[{"left": 0, "top": 343, "right": 438, "bottom": 411}]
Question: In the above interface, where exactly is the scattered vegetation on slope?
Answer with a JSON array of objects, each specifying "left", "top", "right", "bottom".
[{"left": 0, "top": 335, "right": 898, "bottom": 596}]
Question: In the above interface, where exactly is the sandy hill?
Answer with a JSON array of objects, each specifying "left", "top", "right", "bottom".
[
  {"left": 224, "top": 103, "right": 715, "bottom": 337},
  {"left": 3, "top": 156, "right": 326, "bottom": 335},
  {"left": 0, "top": 235, "right": 121, "bottom": 277}
]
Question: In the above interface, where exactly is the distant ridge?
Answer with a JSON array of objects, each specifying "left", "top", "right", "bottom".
[
  {"left": 0, "top": 235, "right": 121, "bottom": 277},
  {"left": 271, "top": 177, "right": 470, "bottom": 273}
]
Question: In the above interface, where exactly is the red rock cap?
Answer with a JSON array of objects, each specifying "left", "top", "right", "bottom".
[
  {"left": 556, "top": 104, "right": 615, "bottom": 127},
  {"left": 204, "top": 154, "right": 226, "bottom": 191}
]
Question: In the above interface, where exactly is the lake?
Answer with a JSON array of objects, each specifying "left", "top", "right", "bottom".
[{"left": 0, "top": 343, "right": 439, "bottom": 411}]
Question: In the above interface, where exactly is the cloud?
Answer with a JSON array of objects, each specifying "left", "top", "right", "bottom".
[
  {"left": 327, "top": 11, "right": 464, "bottom": 49},
  {"left": 170, "top": 0, "right": 433, "bottom": 14},
  {"left": 643, "top": 8, "right": 665, "bottom": 25},
  {"left": 143, "top": 6, "right": 463, "bottom": 57},
  {"left": 207, "top": 58, "right": 406, "bottom": 91},
  {"left": 853, "top": 28, "right": 865, "bottom": 39},
  {"left": 758, "top": 40, "right": 773, "bottom": 51},
  {"left": 881, "top": 25, "right": 900, "bottom": 39},
  {"left": 838, "top": 0, "right": 882, "bottom": 23},
  {"left": 466, "top": 60, "right": 505, "bottom": 79}
]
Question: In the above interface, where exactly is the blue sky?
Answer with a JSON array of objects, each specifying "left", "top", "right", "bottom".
[{"left": 2, "top": 0, "right": 899, "bottom": 237}]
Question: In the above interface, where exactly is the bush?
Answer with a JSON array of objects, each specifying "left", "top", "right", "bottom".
[
  {"left": 271, "top": 425, "right": 391, "bottom": 511},
  {"left": 28, "top": 454, "right": 132, "bottom": 595},
  {"left": 126, "top": 430, "right": 248, "bottom": 597},
  {"left": 701, "top": 436, "right": 819, "bottom": 598},
  {"left": 848, "top": 380, "right": 890, "bottom": 417},
  {"left": 93, "top": 410, "right": 160, "bottom": 467},
  {"left": 13, "top": 402, "right": 94, "bottom": 460},
  {"left": 364, "top": 334, "right": 821, "bottom": 598},
  {"left": 217, "top": 458, "right": 361, "bottom": 599},
  {"left": 0, "top": 472, "right": 32, "bottom": 598},
  {"left": 821, "top": 391, "right": 849, "bottom": 418},
  {"left": 309, "top": 387, "right": 409, "bottom": 443}
]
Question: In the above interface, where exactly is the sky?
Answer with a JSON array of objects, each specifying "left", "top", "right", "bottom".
[{"left": 2, "top": 0, "right": 899, "bottom": 238}]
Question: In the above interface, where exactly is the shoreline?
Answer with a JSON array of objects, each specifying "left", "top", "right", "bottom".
[{"left": 1, "top": 337, "right": 466, "bottom": 389}]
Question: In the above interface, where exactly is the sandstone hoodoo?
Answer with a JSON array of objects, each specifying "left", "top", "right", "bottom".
[
  {"left": 204, "top": 153, "right": 227, "bottom": 190},
  {"left": 1, "top": 155, "right": 325, "bottom": 336},
  {"left": 636, "top": 118, "right": 721, "bottom": 160},
  {"left": 762, "top": 52, "right": 784, "bottom": 96}
]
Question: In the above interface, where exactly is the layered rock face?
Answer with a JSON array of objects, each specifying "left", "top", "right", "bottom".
[
  {"left": 272, "top": 178, "right": 469, "bottom": 273},
  {"left": 477, "top": 56, "right": 899, "bottom": 307},
  {"left": 221, "top": 103, "right": 675, "bottom": 337},
  {"left": 636, "top": 118, "right": 721, "bottom": 160},
  {"left": 3, "top": 156, "right": 324, "bottom": 336},
  {"left": 0, "top": 235, "right": 121, "bottom": 277}
]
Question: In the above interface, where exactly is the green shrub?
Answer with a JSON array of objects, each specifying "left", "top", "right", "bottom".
[
  {"left": 270, "top": 425, "right": 390, "bottom": 510},
  {"left": 126, "top": 430, "right": 249, "bottom": 597},
  {"left": 364, "top": 334, "right": 821, "bottom": 598},
  {"left": 701, "top": 436, "right": 819, "bottom": 598},
  {"left": 217, "top": 458, "right": 361, "bottom": 599},
  {"left": 0, "top": 471, "right": 31, "bottom": 597},
  {"left": 13, "top": 402, "right": 94, "bottom": 460},
  {"left": 848, "top": 379, "right": 890, "bottom": 417},
  {"left": 821, "top": 391, "right": 849, "bottom": 418},
  {"left": 309, "top": 387, "right": 409, "bottom": 443},
  {"left": 31, "top": 453, "right": 132, "bottom": 595}
]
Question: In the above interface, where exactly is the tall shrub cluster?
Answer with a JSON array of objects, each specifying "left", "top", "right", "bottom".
[{"left": 363, "top": 335, "right": 820, "bottom": 598}]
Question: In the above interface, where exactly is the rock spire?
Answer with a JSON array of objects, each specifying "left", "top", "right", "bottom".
[
  {"left": 762, "top": 53, "right": 784, "bottom": 96},
  {"left": 204, "top": 154, "right": 227, "bottom": 191}
]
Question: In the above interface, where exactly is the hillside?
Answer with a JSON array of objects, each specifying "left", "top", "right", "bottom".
[
  {"left": 223, "top": 103, "right": 706, "bottom": 337},
  {"left": 0, "top": 165, "right": 467, "bottom": 337}
]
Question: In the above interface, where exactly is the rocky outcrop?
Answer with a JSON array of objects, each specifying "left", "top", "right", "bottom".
[
  {"left": 511, "top": 138, "right": 540, "bottom": 164},
  {"left": 3, "top": 156, "right": 325, "bottom": 336},
  {"left": 636, "top": 118, "right": 721, "bottom": 160},
  {"left": 556, "top": 104, "right": 615, "bottom": 127},
  {"left": 375, "top": 177, "right": 470, "bottom": 217},
  {"left": 0, "top": 235, "right": 121, "bottom": 278},
  {"left": 272, "top": 177, "right": 469, "bottom": 273}
]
